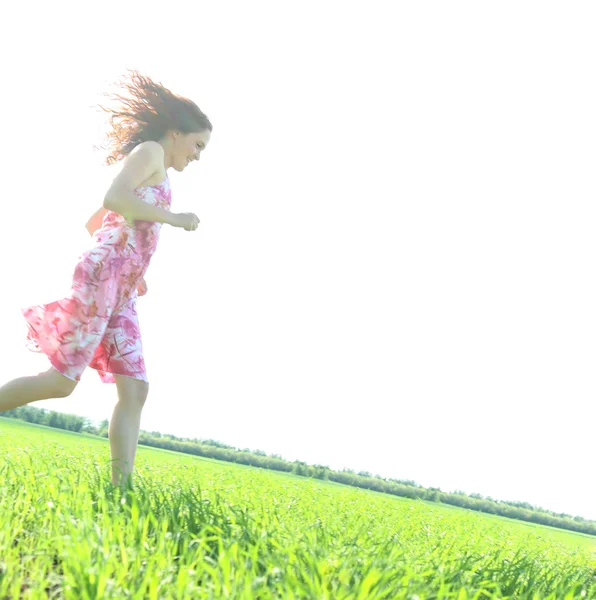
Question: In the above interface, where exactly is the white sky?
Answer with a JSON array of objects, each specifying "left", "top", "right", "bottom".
[{"left": 1, "top": 0, "right": 596, "bottom": 521}]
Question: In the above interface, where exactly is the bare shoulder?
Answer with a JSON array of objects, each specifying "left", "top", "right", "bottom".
[
  {"left": 110, "top": 142, "right": 167, "bottom": 192},
  {"left": 128, "top": 142, "right": 167, "bottom": 185},
  {"left": 131, "top": 140, "right": 165, "bottom": 159}
]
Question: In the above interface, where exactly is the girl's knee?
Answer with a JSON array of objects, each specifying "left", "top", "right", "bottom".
[
  {"left": 55, "top": 385, "right": 76, "bottom": 398},
  {"left": 46, "top": 367, "right": 78, "bottom": 397},
  {"left": 114, "top": 375, "right": 149, "bottom": 404},
  {"left": 137, "top": 382, "right": 149, "bottom": 404}
]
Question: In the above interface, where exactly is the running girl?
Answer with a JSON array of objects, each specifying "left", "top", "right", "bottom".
[{"left": 0, "top": 70, "right": 212, "bottom": 489}]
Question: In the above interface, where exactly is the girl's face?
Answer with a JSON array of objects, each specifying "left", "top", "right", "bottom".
[{"left": 171, "top": 129, "right": 211, "bottom": 172}]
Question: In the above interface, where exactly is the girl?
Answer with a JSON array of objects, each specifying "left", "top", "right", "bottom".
[{"left": 0, "top": 71, "right": 212, "bottom": 489}]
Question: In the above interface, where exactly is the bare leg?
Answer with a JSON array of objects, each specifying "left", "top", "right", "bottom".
[
  {"left": 0, "top": 366, "right": 78, "bottom": 412},
  {"left": 109, "top": 375, "right": 149, "bottom": 489}
]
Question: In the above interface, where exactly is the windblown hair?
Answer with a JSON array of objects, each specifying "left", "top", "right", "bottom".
[{"left": 95, "top": 69, "right": 212, "bottom": 166}]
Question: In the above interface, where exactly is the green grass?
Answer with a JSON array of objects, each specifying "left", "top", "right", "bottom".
[{"left": 0, "top": 417, "right": 595, "bottom": 599}]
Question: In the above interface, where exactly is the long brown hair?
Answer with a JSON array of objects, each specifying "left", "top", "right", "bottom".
[{"left": 95, "top": 69, "right": 212, "bottom": 166}]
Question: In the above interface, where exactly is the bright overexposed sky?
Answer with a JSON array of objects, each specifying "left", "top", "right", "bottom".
[{"left": 2, "top": 1, "right": 596, "bottom": 521}]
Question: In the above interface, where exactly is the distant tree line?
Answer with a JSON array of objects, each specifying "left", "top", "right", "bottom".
[{"left": 2, "top": 405, "right": 594, "bottom": 537}]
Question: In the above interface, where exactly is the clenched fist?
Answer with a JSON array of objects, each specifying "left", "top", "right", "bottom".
[{"left": 169, "top": 212, "right": 200, "bottom": 231}]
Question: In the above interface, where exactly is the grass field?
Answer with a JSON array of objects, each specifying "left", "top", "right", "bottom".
[{"left": 0, "top": 417, "right": 595, "bottom": 599}]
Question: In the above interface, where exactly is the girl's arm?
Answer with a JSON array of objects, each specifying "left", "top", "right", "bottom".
[
  {"left": 103, "top": 141, "right": 176, "bottom": 225},
  {"left": 86, "top": 207, "right": 108, "bottom": 236}
]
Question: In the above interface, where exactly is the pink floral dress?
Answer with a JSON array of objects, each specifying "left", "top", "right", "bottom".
[{"left": 22, "top": 175, "right": 172, "bottom": 384}]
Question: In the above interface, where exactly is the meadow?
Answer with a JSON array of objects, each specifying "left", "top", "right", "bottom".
[{"left": 0, "top": 417, "right": 594, "bottom": 599}]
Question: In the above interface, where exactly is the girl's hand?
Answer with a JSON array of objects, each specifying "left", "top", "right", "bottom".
[
  {"left": 170, "top": 212, "right": 200, "bottom": 231},
  {"left": 137, "top": 278, "right": 148, "bottom": 296}
]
